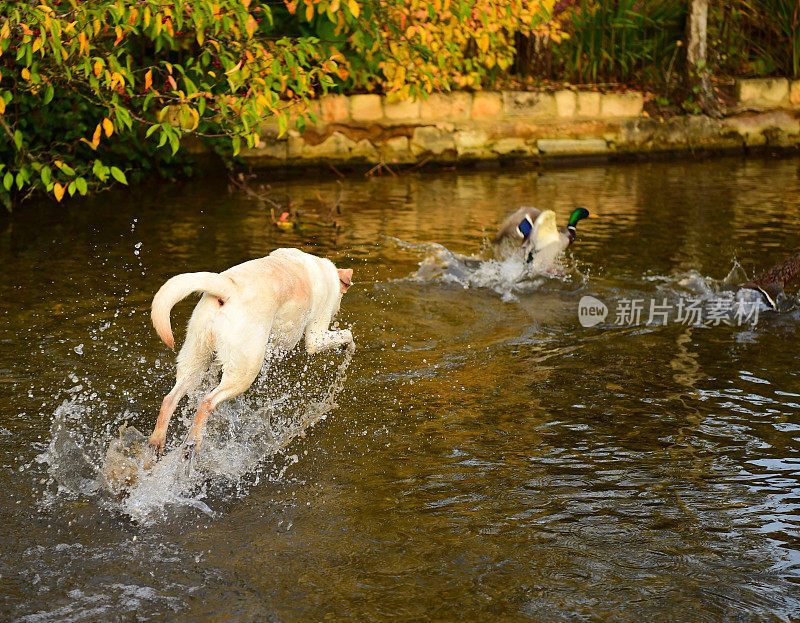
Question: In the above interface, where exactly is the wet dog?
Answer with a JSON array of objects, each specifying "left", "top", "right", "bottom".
[{"left": 148, "top": 248, "right": 354, "bottom": 457}]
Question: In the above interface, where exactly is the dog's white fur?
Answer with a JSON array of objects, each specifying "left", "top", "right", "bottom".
[{"left": 148, "top": 248, "right": 354, "bottom": 454}]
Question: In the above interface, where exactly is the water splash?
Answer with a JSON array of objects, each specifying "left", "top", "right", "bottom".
[
  {"left": 657, "top": 264, "right": 798, "bottom": 313},
  {"left": 387, "top": 236, "right": 578, "bottom": 300},
  {"left": 36, "top": 345, "right": 354, "bottom": 524}
]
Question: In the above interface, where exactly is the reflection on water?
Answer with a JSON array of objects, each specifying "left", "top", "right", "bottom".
[{"left": 1, "top": 156, "right": 799, "bottom": 620}]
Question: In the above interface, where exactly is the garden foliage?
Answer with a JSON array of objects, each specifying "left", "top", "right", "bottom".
[{"left": 0, "top": 0, "right": 552, "bottom": 209}]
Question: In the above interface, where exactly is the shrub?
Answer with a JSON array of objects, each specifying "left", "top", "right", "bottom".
[{"left": 0, "top": 0, "right": 554, "bottom": 210}]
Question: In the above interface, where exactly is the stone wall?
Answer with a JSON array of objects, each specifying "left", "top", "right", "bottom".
[{"left": 239, "top": 80, "right": 800, "bottom": 168}]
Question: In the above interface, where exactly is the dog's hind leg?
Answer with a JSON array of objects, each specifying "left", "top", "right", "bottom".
[
  {"left": 149, "top": 336, "right": 212, "bottom": 454},
  {"left": 182, "top": 334, "right": 269, "bottom": 455}
]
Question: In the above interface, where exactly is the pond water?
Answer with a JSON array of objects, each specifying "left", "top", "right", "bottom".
[{"left": 1, "top": 156, "right": 799, "bottom": 621}]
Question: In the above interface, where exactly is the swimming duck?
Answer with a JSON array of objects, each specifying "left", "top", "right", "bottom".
[
  {"left": 740, "top": 252, "right": 800, "bottom": 309},
  {"left": 494, "top": 206, "right": 595, "bottom": 262}
]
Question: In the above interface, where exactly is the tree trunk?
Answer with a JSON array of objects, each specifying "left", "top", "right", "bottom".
[{"left": 685, "top": 0, "right": 722, "bottom": 117}]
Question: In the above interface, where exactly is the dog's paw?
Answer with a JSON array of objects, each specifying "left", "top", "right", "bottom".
[
  {"left": 182, "top": 441, "right": 196, "bottom": 460},
  {"left": 147, "top": 437, "right": 165, "bottom": 459}
]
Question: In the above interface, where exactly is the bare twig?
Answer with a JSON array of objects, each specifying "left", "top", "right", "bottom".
[
  {"left": 228, "top": 171, "right": 285, "bottom": 213},
  {"left": 365, "top": 161, "right": 397, "bottom": 177},
  {"left": 326, "top": 181, "right": 344, "bottom": 222},
  {"left": 404, "top": 155, "right": 432, "bottom": 174}
]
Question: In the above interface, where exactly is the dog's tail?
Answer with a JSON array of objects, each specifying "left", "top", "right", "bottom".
[{"left": 151, "top": 272, "right": 235, "bottom": 350}]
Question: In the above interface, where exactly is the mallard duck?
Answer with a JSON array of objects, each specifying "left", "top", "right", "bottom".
[
  {"left": 494, "top": 207, "right": 595, "bottom": 262},
  {"left": 740, "top": 252, "right": 800, "bottom": 309}
]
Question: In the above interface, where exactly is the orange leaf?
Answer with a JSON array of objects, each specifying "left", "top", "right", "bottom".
[
  {"left": 246, "top": 16, "right": 257, "bottom": 37},
  {"left": 78, "top": 32, "right": 89, "bottom": 56},
  {"left": 144, "top": 69, "right": 152, "bottom": 90},
  {"left": 347, "top": 0, "right": 360, "bottom": 18},
  {"left": 0, "top": 98, "right": 5, "bottom": 115},
  {"left": 92, "top": 123, "right": 102, "bottom": 146},
  {"left": 102, "top": 118, "right": 113, "bottom": 138},
  {"left": 114, "top": 26, "right": 123, "bottom": 46},
  {"left": 167, "top": 75, "right": 177, "bottom": 90},
  {"left": 53, "top": 183, "right": 65, "bottom": 202},
  {"left": 93, "top": 60, "right": 102, "bottom": 77},
  {"left": 305, "top": 2, "right": 314, "bottom": 21}
]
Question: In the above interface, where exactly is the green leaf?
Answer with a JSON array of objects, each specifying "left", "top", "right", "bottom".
[
  {"left": 41, "top": 166, "right": 52, "bottom": 186},
  {"left": 110, "top": 166, "right": 128, "bottom": 185},
  {"left": 68, "top": 180, "right": 77, "bottom": 196},
  {"left": 43, "top": 84, "right": 54, "bottom": 105},
  {"left": 92, "top": 160, "right": 109, "bottom": 182},
  {"left": 76, "top": 177, "right": 88, "bottom": 195},
  {"left": 3, "top": 172, "right": 13, "bottom": 192}
]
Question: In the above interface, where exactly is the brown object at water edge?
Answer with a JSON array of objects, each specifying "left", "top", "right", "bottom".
[{"left": 740, "top": 252, "right": 800, "bottom": 309}]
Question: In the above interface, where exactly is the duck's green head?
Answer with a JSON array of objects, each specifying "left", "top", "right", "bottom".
[
  {"left": 568, "top": 207, "right": 593, "bottom": 227},
  {"left": 565, "top": 207, "right": 595, "bottom": 246}
]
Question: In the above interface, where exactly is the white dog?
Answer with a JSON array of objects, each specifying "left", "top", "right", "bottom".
[{"left": 148, "top": 248, "right": 354, "bottom": 456}]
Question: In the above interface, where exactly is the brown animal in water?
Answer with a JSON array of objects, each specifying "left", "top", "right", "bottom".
[{"left": 740, "top": 252, "right": 800, "bottom": 309}]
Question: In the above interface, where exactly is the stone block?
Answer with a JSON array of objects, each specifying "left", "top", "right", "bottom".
[
  {"left": 410, "top": 126, "right": 456, "bottom": 155},
  {"left": 300, "top": 132, "right": 355, "bottom": 159},
  {"left": 502, "top": 91, "right": 557, "bottom": 118},
  {"left": 723, "top": 111, "right": 799, "bottom": 147},
  {"left": 555, "top": 90, "right": 577, "bottom": 118},
  {"left": 471, "top": 92, "right": 502, "bottom": 118},
  {"left": 600, "top": 92, "right": 643, "bottom": 118},
  {"left": 736, "top": 78, "right": 790, "bottom": 107},
  {"left": 537, "top": 138, "right": 609, "bottom": 155},
  {"left": 350, "top": 94, "right": 383, "bottom": 122},
  {"left": 421, "top": 92, "right": 472, "bottom": 121},
  {"left": 790, "top": 80, "right": 800, "bottom": 107},
  {"left": 492, "top": 138, "right": 532, "bottom": 156},
  {"left": 454, "top": 129, "right": 489, "bottom": 156},
  {"left": 381, "top": 136, "right": 411, "bottom": 161},
  {"left": 351, "top": 139, "right": 379, "bottom": 160},
  {"left": 384, "top": 97, "right": 421, "bottom": 121},
  {"left": 245, "top": 137, "right": 287, "bottom": 160},
  {"left": 576, "top": 92, "right": 602, "bottom": 118},
  {"left": 320, "top": 94, "right": 349, "bottom": 123}
]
